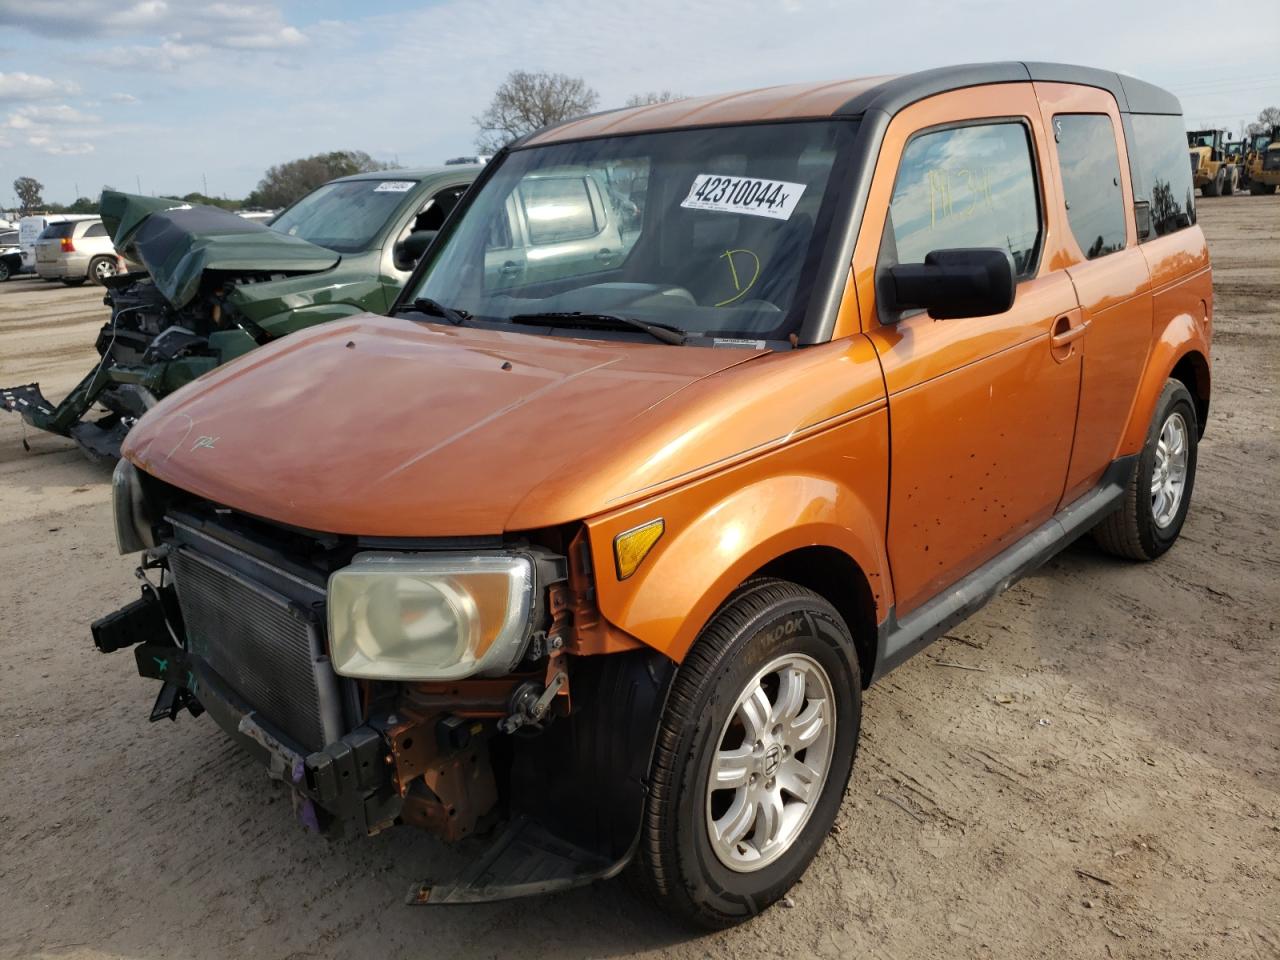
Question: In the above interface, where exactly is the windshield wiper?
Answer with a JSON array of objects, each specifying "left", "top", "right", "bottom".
[
  {"left": 394, "top": 297, "right": 470, "bottom": 326},
  {"left": 510, "top": 311, "right": 686, "bottom": 346}
]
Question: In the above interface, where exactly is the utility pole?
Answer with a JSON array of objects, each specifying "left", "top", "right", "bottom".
[
  {"left": 136, "top": 174, "right": 142, "bottom": 194},
  {"left": 203, "top": 172, "right": 208, "bottom": 196}
]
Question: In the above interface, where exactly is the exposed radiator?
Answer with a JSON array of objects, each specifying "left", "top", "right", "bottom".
[{"left": 170, "top": 546, "right": 342, "bottom": 751}]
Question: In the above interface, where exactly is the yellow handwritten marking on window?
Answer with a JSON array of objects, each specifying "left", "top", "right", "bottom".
[
  {"left": 715, "top": 248, "right": 762, "bottom": 306},
  {"left": 927, "top": 167, "right": 995, "bottom": 229}
]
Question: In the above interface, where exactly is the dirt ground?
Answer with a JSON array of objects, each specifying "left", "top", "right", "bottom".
[{"left": 1, "top": 197, "right": 1277, "bottom": 960}]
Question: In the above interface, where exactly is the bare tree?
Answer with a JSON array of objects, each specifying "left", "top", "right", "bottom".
[
  {"left": 625, "top": 91, "right": 686, "bottom": 107},
  {"left": 1246, "top": 106, "right": 1280, "bottom": 136},
  {"left": 474, "top": 71, "right": 599, "bottom": 152},
  {"left": 13, "top": 176, "right": 44, "bottom": 216}
]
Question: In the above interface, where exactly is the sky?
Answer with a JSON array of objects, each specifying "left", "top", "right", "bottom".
[{"left": 1, "top": 0, "right": 1277, "bottom": 208}]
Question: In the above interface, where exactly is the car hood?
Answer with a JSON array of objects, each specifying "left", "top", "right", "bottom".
[
  {"left": 100, "top": 190, "right": 339, "bottom": 309},
  {"left": 123, "top": 316, "right": 773, "bottom": 536}
]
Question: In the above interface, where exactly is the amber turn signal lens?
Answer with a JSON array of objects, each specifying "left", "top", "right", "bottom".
[{"left": 613, "top": 519, "right": 665, "bottom": 580}]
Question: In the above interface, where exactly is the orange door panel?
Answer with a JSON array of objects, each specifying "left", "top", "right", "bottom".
[
  {"left": 1033, "top": 83, "right": 1155, "bottom": 504},
  {"left": 852, "top": 84, "right": 1083, "bottom": 616}
]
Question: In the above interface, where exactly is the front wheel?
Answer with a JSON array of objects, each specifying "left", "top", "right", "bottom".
[
  {"left": 0, "top": 260, "right": 10, "bottom": 282},
  {"left": 634, "top": 578, "right": 861, "bottom": 928},
  {"left": 1093, "top": 379, "right": 1199, "bottom": 560}
]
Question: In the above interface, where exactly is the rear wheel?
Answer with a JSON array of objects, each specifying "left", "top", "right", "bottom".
[
  {"left": 1092, "top": 379, "right": 1199, "bottom": 561},
  {"left": 89, "top": 256, "right": 118, "bottom": 285},
  {"left": 0, "top": 260, "right": 10, "bottom": 283},
  {"left": 634, "top": 578, "right": 860, "bottom": 928},
  {"left": 1201, "top": 171, "right": 1222, "bottom": 197}
]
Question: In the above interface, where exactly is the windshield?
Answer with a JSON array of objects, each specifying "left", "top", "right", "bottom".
[
  {"left": 407, "top": 120, "right": 858, "bottom": 344},
  {"left": 270, "top": 177, "right": 419, "bottom": 253}
]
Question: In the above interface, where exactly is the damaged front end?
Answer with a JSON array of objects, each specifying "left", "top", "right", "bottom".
[
  {"left": 93, "top": 462, "right": 673, "bottom": 904},
  {"left": 2, "top": 191, "right": 340, "bottom": 460}
]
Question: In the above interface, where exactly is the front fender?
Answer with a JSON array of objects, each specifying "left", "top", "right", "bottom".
[{"left": 586, "top": 406, "right": 890, "bottom": 663}]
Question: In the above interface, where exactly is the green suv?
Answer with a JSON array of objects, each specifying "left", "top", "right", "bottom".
[{"left": 1, "top": 167, "right": 477, "bottom": 459}]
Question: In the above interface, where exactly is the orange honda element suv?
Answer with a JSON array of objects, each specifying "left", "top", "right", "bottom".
[{"left": 97, "top": 63, "right": 1210, "bottom": 926}]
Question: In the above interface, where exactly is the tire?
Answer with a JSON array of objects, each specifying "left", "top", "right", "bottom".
[
  {"left": 0, "top": 260, "right": 10, "bottom": 283},
  {"left": 1201, "top": 171, "right": 1221, "bottom": 197},
  {"left": 1252, "top": 180, "right": 1268, "bottom": 195},
  {"left": 633, "top": 578, "right": 861, "bottom": 928},
  {"left": 88, "top": 256, "right": 118, "bottom": 285},
  {"left": 1222, "top": 168, "right": 1236, "bottom": 196},
  {"left": 1092, "top": 379, "right": 1199, "bottom": 561}
]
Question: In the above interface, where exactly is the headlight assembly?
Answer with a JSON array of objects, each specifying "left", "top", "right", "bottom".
[
  {"left": 112, "top": 458, "right": 156, "bottom": 554},
  {"left": 327, "top": 553, "right": 537, "bottom": 681}
]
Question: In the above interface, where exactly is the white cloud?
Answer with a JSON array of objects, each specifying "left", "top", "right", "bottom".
[
  {"left": 0, "top": 0, "right": 308, "bottom": 52},
  {"left": 47, "top": 143, "right": 96, "bottom": 155},
  {"left": 0, "top": 72, "right": 81, "bottom": 102},
  {"left": 5, "top": 104, "right": 101, "bottom": 128},
  {"left": 107, "top": 92, "right": 140, "bottom": 104},
  {"left": 87, "top": 39, "right": 204, "bottom": 72}
]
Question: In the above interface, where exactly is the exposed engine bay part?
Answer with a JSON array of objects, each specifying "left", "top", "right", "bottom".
[
  {"left": 497, "top": 671, "right": 567, "bottom": 734},
  {"left": 1, "top": 191, "right": 341, "bottom": 461},
  {"left": 408, "top": 649, "right": 676, "bottom": 904}
]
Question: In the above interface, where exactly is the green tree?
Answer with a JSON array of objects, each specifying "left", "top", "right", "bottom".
[
  {"left": 14, "top": 176, "right": 44, "bottom": 216},
  {"left": 474, "top": 71, "right": 599, "bottom": 152},
  {"left": 246, "top": 150, "right": 390, "bottom": 209},
  {"left": 180, "top": 191, "right": 242, "bottom": 211}
]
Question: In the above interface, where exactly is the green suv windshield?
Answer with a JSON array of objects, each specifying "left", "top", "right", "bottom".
[
  {"left": 271, "top": 177, "right": 419, "bottom": 253},
  {"left": 407, "top": 120, "right": 858, "bottom": 343}
]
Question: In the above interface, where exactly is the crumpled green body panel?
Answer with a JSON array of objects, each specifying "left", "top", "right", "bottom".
[{"left": 100, "top": 190, "right": 339, "bottom": 308}]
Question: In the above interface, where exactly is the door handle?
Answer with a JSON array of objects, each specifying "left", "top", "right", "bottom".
[
  {"left": 595, "top": 248, "right": 614, "bottom": 262},
  {"left": 500, "top": 260, "right": 521, "bottom": 278},
  {"left": 1050, "top": 316, "right": 1090, "bottom": 348}
]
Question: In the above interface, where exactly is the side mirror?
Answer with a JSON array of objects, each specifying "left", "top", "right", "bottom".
[
  {"left": 1134, "top": 200, "right": 1152, "bottom": 241},
  {"left": 885, "top": 248, "right": 1016, "bottom": 320},
  {"left": 395, "top": 229, "right": 439, "bottom": 268}
]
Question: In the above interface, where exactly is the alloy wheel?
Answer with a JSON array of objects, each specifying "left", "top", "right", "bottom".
[
  {"left": 705, "top": 652, "right": 836, "bottom": 872},
  {"left": 1151, "top": 410, "right": 1189, "bottom": 528}
]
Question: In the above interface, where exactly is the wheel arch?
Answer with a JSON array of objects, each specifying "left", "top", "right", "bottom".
[
  {"left": 753, "top": 546, "right": 879, "bottom": 688},
  {"left": 1169, "top": 349, "right": 1210, "bottom": 438},
  {"left": 585, "top": 462, "right": 891, "bottom": 671},
  {"left": 1117, "top": 303, "right": 1212, "bottom": 457}
]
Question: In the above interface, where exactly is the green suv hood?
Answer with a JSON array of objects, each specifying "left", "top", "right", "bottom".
[{"left": 100, "top": 190, "right": 340, "bottom": 309}]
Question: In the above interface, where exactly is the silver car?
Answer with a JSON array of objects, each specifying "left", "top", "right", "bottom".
[{"left": 34, "top": 219, "right": 123, "bottom": 286}]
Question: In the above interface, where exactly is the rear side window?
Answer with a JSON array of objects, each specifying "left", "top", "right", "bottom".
[
  {"left": 1125, "top": 113, "right": 1196, "bottom": 239},
  {"left": 41, "top": 222, "right": 75, "bottom": 239},
  {"left": 83, "top": 222, "right": 108, "bottom": 238},
  {"left": 1053, "top": 114, "right": 1126, "bottom": 259},
  {"left": 883, "top": 122, "right": 1042, "bottom": 280},
  {"left": 517, "top": 177, "right": 600, "bottom": 245}
]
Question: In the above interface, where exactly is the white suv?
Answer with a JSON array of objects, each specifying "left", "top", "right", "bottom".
[{"left": 34, "top": 219, "right": 124, "bottom": 286}]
